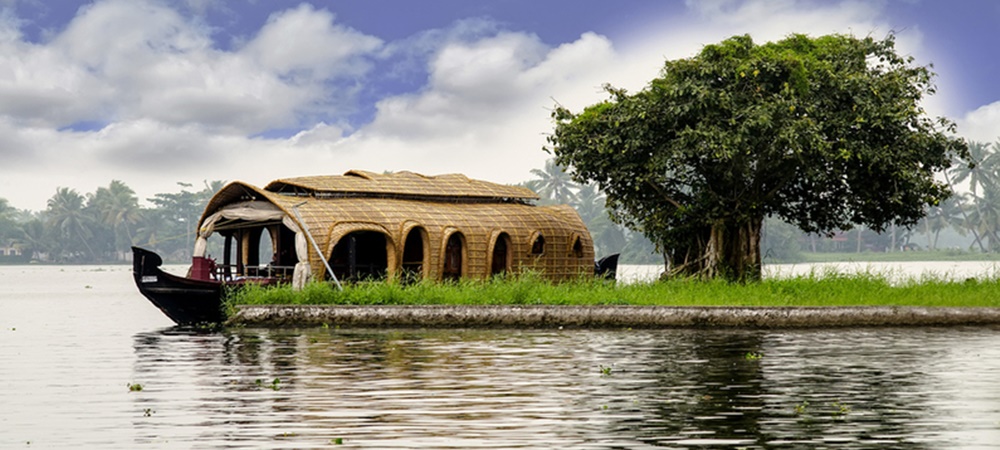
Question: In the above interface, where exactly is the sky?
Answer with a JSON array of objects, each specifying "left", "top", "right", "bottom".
[{"left": 2, "top": 0, "right": 1000, "bottom": 211}]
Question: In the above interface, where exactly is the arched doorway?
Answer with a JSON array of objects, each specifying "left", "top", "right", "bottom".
[
  {"left": 443, "top": 232, "right": 464, "bottom": 281},
  {"left": 401, "top": 227, "right": 426, "bottom": 284},
  {"left": 490, "top": 232, "right": 512, "bottom": 276},
  {"left": 329, "top": 231, "right": 388, "bottom": 282}
]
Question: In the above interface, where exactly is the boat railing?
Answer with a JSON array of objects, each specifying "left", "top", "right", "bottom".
[
  {"left": 211, "top": 264, "right": 295, "bottom": 282},
  {"left": 246, "top": 264, "right": 295, "bottom": 280}
]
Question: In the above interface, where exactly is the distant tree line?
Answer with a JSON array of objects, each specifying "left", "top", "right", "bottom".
[
  {"left": 762, "top": 140, "right": 1000, "bottom": 261},
  {"left": 0, "top": 180, "right": 223, "bottom": 263},
  {"left": 3, "top": 140, "right": 998, "bottom": 265},
  {"left": 0, "top": 165, "right": 662, "bottom": 265}
]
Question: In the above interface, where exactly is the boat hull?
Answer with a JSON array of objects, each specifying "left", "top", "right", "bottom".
[{"left": 132, "top": 246, "right": 224, "bottom": 325}]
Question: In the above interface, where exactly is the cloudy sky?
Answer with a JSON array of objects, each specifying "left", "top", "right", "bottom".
[{"left": 2, "top": 0, "right": 999, "bottom": 211}]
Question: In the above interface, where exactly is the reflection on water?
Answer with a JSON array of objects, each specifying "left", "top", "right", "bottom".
[
  {"left": 4, "top": 265, "right": 1000, "bottom": 449},
  {"left": 127, "top": 327, "right": 1000, "bottom": 449}
]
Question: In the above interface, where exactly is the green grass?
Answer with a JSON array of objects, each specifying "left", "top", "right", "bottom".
[{"left": 227, "top": 271, "right": 1000, "bottom": 310}]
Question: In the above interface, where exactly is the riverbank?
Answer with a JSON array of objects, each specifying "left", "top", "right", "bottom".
[
  {"left": 227, "top": 305, "right": 1000, "bottom": 328},
  {"left": 225, "top": 271, "right": 1000, "bottom": 328}
]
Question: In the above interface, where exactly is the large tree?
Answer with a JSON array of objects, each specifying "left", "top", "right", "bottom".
[{"left": 547, "top": 34, "right": 967, "bottom": 281}]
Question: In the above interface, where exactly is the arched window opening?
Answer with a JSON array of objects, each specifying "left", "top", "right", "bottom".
[
  {"left": 262, "top": 225, "right": 297, "bottom": 280},
  {"left": 530, "top": 234, "right": 545, "bottom": 256},
  {"left": 491, "top": 233, "right": 512, "bottom": 276},
  {"left": 571, "top": 236, "right": 584, "bottom": 258},
  {"left": 401, "top": 227, "right": 426, "bottom": 284},
  {"left": 329, "top": 231, "right": 388, "bottom": 282},
  {"left": 255, "top": 227, "right": 274, "bottom": 274},
  {"left": 443, "top": 233, "right": 464, "bottom": 281}
]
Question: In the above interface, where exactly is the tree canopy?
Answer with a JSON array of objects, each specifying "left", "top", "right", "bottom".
[{"left": 547, "top": 33, "right": 968, "bottom": 281}]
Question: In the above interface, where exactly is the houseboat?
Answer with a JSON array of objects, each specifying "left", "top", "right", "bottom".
[{"left": 133, "top": 170, "right": 618, "bottom": 325}]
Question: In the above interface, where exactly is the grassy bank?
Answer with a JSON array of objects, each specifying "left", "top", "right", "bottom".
[{"left": 228, "top": 272, "right": 1000, "bottom": 311}]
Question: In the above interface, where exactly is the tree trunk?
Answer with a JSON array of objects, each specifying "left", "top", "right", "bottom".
[
  {"left": 714, "top": 219, "right": 763, "bottom": 281},
  {"left": 661, "top": 218, "right": 763, "bottom": 282}
]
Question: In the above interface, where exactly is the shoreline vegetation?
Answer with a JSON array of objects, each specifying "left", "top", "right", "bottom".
[
  {"left": 226, "top": 271, "right": 1000, "bottom": 328},
  {"left": 228, "top": 270, "right": 1000, "bottom": 311}
]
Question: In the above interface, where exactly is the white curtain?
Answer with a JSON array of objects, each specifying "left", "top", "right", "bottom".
[{"left": 291, "top": 229, "right": 313, "bottom": 290}]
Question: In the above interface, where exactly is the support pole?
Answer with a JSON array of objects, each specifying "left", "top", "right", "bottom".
[{"left": 292, "top": 202, "right": 343, "bottom": 291}]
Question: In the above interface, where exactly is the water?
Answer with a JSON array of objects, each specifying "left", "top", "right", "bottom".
[
  {"left": 621, "top": 260, "right": 1000, "bottom": 283},
  {"left": 3, "top": 265, "right": 1000, "bottom": 449}
]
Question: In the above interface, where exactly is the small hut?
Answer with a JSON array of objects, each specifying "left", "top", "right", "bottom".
[{"left": 191, "top": 170, "right": 596, "bottom": 287}]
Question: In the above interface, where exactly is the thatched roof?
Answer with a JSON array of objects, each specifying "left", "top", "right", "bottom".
[
  {"left": 198, "top": 170, "right": 593, "bottom": 281},
  {"left": 265, "top": 170, "right": 538, "bottom": 202}
]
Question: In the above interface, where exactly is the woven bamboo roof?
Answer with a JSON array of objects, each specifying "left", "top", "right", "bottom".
[
  {"left": 197, "top": 172, "right": 594, "bottom": 281},
  {"left": 264, "top": 170, "right": 539, "bottom": 201}
]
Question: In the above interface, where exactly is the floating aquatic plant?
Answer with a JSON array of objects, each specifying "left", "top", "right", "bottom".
[
  {"left": 831, "top": 401, "right": 851, "bottom": 417},
  {"left": 255, "top": 378, "right": 281, "bottom": 391}
]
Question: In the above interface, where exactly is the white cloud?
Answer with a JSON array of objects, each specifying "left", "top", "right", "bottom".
[
  {"left": 289, "top": 122, "right": 348, "bottom": 147},
  {"left": 0, "top": 0, "right": 978, "bottom": 212},
  {"left": 241, "top": 3, "right": 381, "bottom": 80},
  {"left": 0, "top": 0, "right": 383, "bottom": 133},
  {"left": 958, "top": 102, "right": 1000, "bottom": 143},
  {"left": 339, "top": 30, "right": 616, "bottom": 181},
  {"left": 337, "top": 0, "right": 910, "bottom": 188}
]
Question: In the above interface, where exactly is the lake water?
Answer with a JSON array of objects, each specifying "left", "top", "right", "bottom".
[{"left": 3, "top": 263, "right": 1000, "bottom": 449}]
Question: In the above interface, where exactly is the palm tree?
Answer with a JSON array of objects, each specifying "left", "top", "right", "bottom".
[
  {"left": 530, "top": 159, "right": 578, "bottom": 204},
  {"left": 0, "top": 198, "right": 16, "bottom": 243},
  {"left": 588, "top": 213, "right": 627, "bottom": 256},
  {"left": 15, "top": 218, "right": 48, "bottom": 261},
  {"left": 950, "top": 141, "right": 993, "bottom": 195},
  {"left": 966, "top": 142, "right": 1000, "bottom": 250},
  {"left": 573, "top": 183, "right": 606, "bottom": 224},
  {"left": 966, "top": 181, "right": 1000, "bottom": 252},
  {"left": 947, "top": 141, "right": 995, "bottom": 252},
  {"left": 46, "top": 187, "right": 97, "bottom": 261},
  {"left": 921, "top": 196, "right": 964, "bottom": 250},
  {"left": 134, "top": 208, "right": 166, "bottom": 249},
  {"left": 89, "top": 180, "right": 142, "bottom": 260}
]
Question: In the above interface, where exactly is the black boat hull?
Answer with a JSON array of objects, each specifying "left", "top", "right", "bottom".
[
  {"left": 595, "top": 254, "right": 620, "bottom": 280},
  {"left": 132, "top": 246, "right": 224, "bottom": 325}
]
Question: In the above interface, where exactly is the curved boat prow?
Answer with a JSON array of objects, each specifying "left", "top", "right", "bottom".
[
  {"left": 595, "top": 254, "right": 620, "bottom": 280},
  {"left": 132, "top": 246, "right": 224, "bottom": 325}
]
